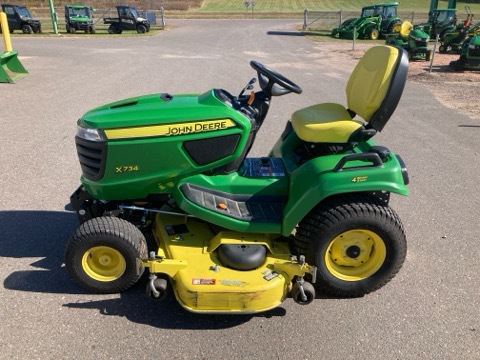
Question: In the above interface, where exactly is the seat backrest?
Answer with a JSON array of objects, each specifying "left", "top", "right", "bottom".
[
  {"left": 400, "top": 21, "right": 413, "bottom": 37},
  {"left": 346, "top": 45, "right": 408, "bottom": 132}
]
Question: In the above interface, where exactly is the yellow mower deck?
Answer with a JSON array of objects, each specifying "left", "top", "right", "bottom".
[{"left": 144, "top": 214, "right": 314, "bottom": 314}]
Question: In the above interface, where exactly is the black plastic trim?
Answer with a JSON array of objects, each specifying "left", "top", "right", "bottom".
[{"left": 75, "top": 136, "right": 107, "bottom": 181}]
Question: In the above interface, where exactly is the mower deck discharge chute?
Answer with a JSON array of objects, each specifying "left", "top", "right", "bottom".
[
  {"left": 65, "top": 45, "right": 410, "bottom": 314},
  {"left": 0, "top": 11, "right": 27, "bottom": 83}
]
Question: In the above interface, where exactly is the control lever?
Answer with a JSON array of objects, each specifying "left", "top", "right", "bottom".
[{"left": 238, "top": 78, "right": 257, "bottom": 97}]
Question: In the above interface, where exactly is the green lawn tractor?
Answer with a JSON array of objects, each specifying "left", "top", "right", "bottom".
[
  {"left": 449, "top": 34, "right": 480, "bottom": 71},
  {"left": 65, "top": 5, "right": 95, "bottom": 34},
  {"left": 65, "top": 45, "right": 410, "bottom": 314},
  {"left": 386, "top": 21, "right": 432, "bottom": 61},
  {"left": 331, "top": 2, "right": 402, "bottom": 40},
  {"left": 439, "top": 8, "right": 480, "bottom": 54}
]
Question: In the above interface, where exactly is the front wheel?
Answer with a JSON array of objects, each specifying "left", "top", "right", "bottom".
[
  {"left": 294, "top": 194, "right": 407, "bottom": 298},
  {"left": 22, "top": 24, "right": 33, "bottom": 34},
  {"left": 368, "top": 27, "right": 380, "bottom": 40},
  {"left": 65, "top": 216, "right": 148, "bottom": 294}
]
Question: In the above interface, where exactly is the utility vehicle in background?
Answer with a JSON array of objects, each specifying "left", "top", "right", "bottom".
[
  {"left": 65, "top": 5, "right": 95, "bottom": 34},
  {"left": 103, "top": 5, "right": 150, "bottom": 34},
  {"left": 0, "top": 4, "right": 41, "bottom": 34}
]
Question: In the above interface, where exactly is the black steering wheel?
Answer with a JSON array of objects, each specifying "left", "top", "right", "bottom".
[{"left": 250, "top": 60, "right": 302, "bottom": 97}]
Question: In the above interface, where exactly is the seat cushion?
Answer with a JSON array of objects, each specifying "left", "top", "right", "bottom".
[{"left": 291, "top": 103, "right": 364, "bottom": 143}]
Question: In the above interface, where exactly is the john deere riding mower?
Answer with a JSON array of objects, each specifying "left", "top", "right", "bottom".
[
  {"left": 65, "top": 45, "right": 410, "bottom": 314},
  {"left": 450, "top": 34, "right": 480, "bottom": 71},
  {"left": 331, "top": 2, "right": 402, "bottom": 40},
  {"left": 386, "top": 21, "right": 432, "bottom": 61},
  {"left": 439, "top": 7, "right": 480, "bottom": 54}
]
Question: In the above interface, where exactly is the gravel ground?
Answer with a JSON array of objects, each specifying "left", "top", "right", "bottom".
[{"left": 407, "top": 52, "right": 480, "bottom": 119}]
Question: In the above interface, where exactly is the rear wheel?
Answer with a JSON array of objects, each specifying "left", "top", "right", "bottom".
[
  {"left": 65, "top": 216, "right": 148, "bottom": 294},
  {"left": 295, "top": 194, "right": 407, "bottom": 298},
  {"left": 387, "top": 20, "right": 402, "bottom": 34}
]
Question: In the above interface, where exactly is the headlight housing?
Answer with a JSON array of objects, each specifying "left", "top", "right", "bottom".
[{"left": 76, "top": 125, "right": 105, "bottom": 142}]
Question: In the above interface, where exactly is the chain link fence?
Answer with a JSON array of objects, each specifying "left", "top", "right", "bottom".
[{"left": 303, "top": 10, "right": 431, "bottom": 32}]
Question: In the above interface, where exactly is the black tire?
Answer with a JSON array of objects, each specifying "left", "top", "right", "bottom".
[
  {"left": 291, "top": 281, "right": 315, "bottom": 305},
  {"left": 439, "top": 44, "right": 447, "bottom": 54},
  {"left": 450, "top": 56, "right": 466, "bottom": 71},
  {"left": 70, "top": 26, "right": 76, "bottom": 34},
  {"left": 108, "top": 25, "right": 116, "bottom": 34},
  {"left": 294, "top": 193, "right": 407, "bottom": 298},
  {"left": 368, "top": 27, "right": 380, "bottom": 40},
  {"left": 137, "top": 24, "right": 147, "bottom": 34},
  {"left": 22, "top": 24, "right": 33, "bottom": 34},
  {"left": 146, "top": 278, "right": 168, "bottom": 301},
  {"left": 90, "top": 26, "right": 96, "bottom": 34},
  {"left": 387, "top": 20, "right": 402, "bottom": 34},
  {"left": 65, "top": 216, "right": 148, "bottom": 294}
]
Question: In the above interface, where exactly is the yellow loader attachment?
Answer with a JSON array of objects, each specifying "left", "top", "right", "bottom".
[{"left": 0, "top": 12, "right": 28, "bottom": 83}]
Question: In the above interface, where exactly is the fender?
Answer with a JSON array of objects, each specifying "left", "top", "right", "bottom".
[{"left": 281, "top": 152, "right": 408, "bottom": 236}]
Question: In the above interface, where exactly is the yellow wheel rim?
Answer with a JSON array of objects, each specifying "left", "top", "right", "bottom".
[
  {"left": 82, "top": 246, "right": 126, "bottom": 282},
  {"left": 325, "top": 230, "right": 386, "bottom": 281}
]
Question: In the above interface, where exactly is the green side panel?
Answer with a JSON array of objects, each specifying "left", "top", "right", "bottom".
[
  {"left": 271, "top": 131, "right": 408, "bottom": 236},
  {"left": 79, "top": 90, "right": 253, "bottom": 200},
  {"left": 172, "top": 173, "right": 288, "bottom": 234},
  {"left": 282, "top": 151, "right": 408, "bottom": 235}
]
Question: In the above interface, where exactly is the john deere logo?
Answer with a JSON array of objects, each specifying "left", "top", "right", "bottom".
[{"left": 104, "top": 119, "right": 236, "bottom": 140}]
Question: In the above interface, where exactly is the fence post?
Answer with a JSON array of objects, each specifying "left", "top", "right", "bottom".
[
  {"left": 160, "top": 6, "right": 165, "bottom": 30},
  {"left": 303, "top": 9, "right": 308, "bottom": 30},
  {"left": 339, "top": 10, "right": 343, "bottom": 27}
]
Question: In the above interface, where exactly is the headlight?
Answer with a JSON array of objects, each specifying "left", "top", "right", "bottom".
[
  {"left": 76, "top": 126, "right": 105, "bottom": 142},
  {"left": 469, "top": 44, "right": 475, "bottom": 49},
  {"left": 414, "top": 37, "right": 423, "bottom": 42}
]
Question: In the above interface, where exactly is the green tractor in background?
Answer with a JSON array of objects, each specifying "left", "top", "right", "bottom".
[
  {"left": 414, "top": 0, "right": 457, "bottom": 41},
  {"left": 331, "top": 2, "right": 402, "bottom": 40},
  {"left": 386, "top": 21, "right": 432, "bottom": 61}
]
